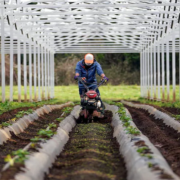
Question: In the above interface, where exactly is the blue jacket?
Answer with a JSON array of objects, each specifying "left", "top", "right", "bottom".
[{"left": 75, "top": 59, "right": 104, "bottom": 88}]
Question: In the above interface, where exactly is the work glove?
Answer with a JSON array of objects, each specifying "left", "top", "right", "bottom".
[
  {"left": 81, "top": 77, "right": 86, "bottom": 82},
  {"left": 103, "top": 76, "right": 109, "bottom": 82},
  {"left": 74, "top": 76, "right": 78, "bottom": 80}
]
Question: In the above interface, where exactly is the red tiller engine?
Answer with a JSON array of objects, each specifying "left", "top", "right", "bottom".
[{"left": 86, "top": 90, "right": 97, "bottom": 99}]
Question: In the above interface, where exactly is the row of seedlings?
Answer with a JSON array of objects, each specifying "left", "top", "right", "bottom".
[
  {"left": 0, "top": 102, "right": 72, "bottom": 144},
  {"left": 105, "top": 102, "right": 179, "bottom": 180},
  {"left": 0, "top": 105, "right": 80, "bottom": 180},
  {"left": 122, "top": 100, "right": 180, "bottom": 131}
]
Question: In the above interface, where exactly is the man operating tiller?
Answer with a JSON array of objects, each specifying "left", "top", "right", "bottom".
[{"left": 74, "top": 53, "right": 109, "bottom": 122}]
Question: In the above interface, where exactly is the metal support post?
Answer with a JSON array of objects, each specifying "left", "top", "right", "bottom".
[
  {"left": 41, "top": 46, "right": 44, "bottom": 100},
  {"left": 166, "top": 40, "right": 170, "bottom": 101},
  {"left": 17, "top": 34, "right": 21, "bottom": 102},
  {"left": 1, "top": 6, "right": 5, "bottom": 102},
  {"left": 157, "top": 44, "right": 161, "bottom": 100},
  {"left": 172, "top": 36, "right": 176, "bottom": 102},
  {"left": 24, "top": 41, "right": 27, "bottom": 102},
  {"left": 50, "top": 52, "right": 53, "bottom": 98},
  {"left": 161, "top": 43, "right": 165, "bottom": 101},
  {"left": 29, "top": 42, "right": 32, "bottom": 102},
  {"left": 145, "top": 49, "right": 147, "bottom": 97},
  {"left": 140, "top": 52, "right": 142, "bottom": 97},
  {"left": 53, "top": 53, "right": 55, "bottom": 98},
  {"left": 10, "top": 21, "right": 13, "bottom": 102},
  {"left": 34, "top": 43, "right": 37, "bottom": 101},
  {"left": 48, "top": 50, "right": 50, "bottom": 99},
  {"left": 179, "top": 24, "right": 180, "bottom": 100},
  {"left": 38, "top": 45, "right": 41, "bottom": 101},
  {"left": 143, "top": 48, "right": 146, "bottom": 97},
  {"left": 154, "top": 45, "right": 157, "bottom": 99},
  {"left": 45, "top": 48, "right": 47, "bottom": 100},
  {"left": 147, "top": 47, "right": 150, "bottom": 99},
  {"left": 150, "top": 45, "right": 153, "bottom": 99}
]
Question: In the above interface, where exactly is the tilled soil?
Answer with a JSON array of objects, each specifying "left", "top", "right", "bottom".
[
  {"left": 0, "top": 108, "right": 68, "bottom": 180},
  {"left": 45, "top": 111, "right": 127, "bottom": 180},
  {"left": 130, "top": 100, "right": 180, "bottom": 116},
  {"left": 0, "top": 107, "right": 36, "bottom": 123},
  {"left": 125, "top": 105, "right": 180, "bottom": 176}
]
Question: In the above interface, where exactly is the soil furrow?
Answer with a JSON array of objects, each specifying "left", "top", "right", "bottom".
[
  {"left": 45, "top": 112, "right": 127, "bottom": 180},
  {"left": 0, "top": 107, "right": 36, "bottom": 123},
  {"left": 0, "top": 108, "right": 68, "bottom": 180},
  {"left": 125, "top": 105, "right": 180, "bottom": 176}
]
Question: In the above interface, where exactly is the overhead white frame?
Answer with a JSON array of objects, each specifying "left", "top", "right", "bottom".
[{"left": 1, "top": 0, "right": 180, "bottom": 102}]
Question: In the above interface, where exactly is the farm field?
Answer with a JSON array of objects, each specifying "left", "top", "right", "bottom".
[
  {"left": 0, "top": 86, "right": 180, "bottom": 179},
  {"left": 1, "top": 85, "right": 180, "bottom": 106}
]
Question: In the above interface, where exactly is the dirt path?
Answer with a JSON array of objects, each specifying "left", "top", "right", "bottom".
[
  {"left": 0, "top": 108, "right": 68, "bottom": 180},
  {"left": 45, "top": 115, "right": 127, "bottom": 180},
  {"left": 125, "top": 105, "right": 180, "bottom": 176}
]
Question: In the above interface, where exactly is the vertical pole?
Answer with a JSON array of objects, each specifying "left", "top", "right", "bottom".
[
  {"left": 166, "top": 40, "right": 170, "bottom": 101},
  {"left": 24, "top": 41, "right": 27, "bottom": 102},
  {"left": 147, "top": 46, "right": 150, "bottom": 99},
  {"left": 150, "top": 45, "right": 153, "bottom": 99},
  {"left": 1, "top": 6, "right": 5, "bottom": 102},
  {"left": 162, "top": 43, "right": 165, "bottom": 101},
  {"left": 145, "top": 49, "right": 147, "bottom": 97},
  {"left": 48, "top": 50, "right": 50, "bottom": 99},
  {"left": 157, "top": 44, "right": 161, "bottom": 100},
  {"left": 17, "top": 35, "right": 21, "bottom": 102},
  {"left": 45, "top": 48, "right": 47, "bottom": 100},
  {"left": 144, "top": 48, "right": 146, "bottom": 97},
  {"left": 154, "top": 45, "right": 157, "bottom": 99},
  {"left": 52, "top": 53, "right": 55, "bottom": 98},
  {"left": 179, "top": 24, "right": 180, "bottom": 100},
  {"left": 29, "top": 42, "right": 32, "bottom": 102},
  {"left": 50, "top": 52, "right": 52, "bottom": 98},
  {"left": 38, "top": 45, "right": 41, "bottom": 101},
  {"left": 34, "top": 43, "right": 37, "bottom": 101},
  {"left": 140, "top": 52, "right": 142, "bottom": 97},
  {"left": 10, "top": 21, "right": 13, "bottom": 101},
  {"left": 172, "top": 36, "right": 176, "bottom": 102},
  {"left": 142, "top": 49, "right": 144, "bottom": 97},
  {"left": 41, "top": 46, "right": 44, "bottom": 100}
]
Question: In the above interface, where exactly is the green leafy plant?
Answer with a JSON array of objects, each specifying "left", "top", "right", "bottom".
[
  {"left": 30, "top": 143, "right": 37, "bottom": 149},
  {"left": 5, "top": 149, "right": 30, "bottom": 165},
  {"left": 4, "top": 155, "right": 14, "bottom": 166},
  {"left": 62, "top": 107, "right": 73, "bottom": 114},
  {"left": 140, "top": 154, "right": 153, "bottom": 159},
  {"left": 121, "top": 115, "right": 131, "bottom": 122},
  {"left": 56, "top": 117, "right": 64, "bottom": 122},
  {"left": 48, "top": 123, "right": 57, "bottom": 129},
  {"left": 15, "top": 109, "right": 34, "bottom": 119},
  {"left": 30, "top": 137, "right": 46, "bottom": 142},
  {"left": 1, "top": 122, "right": 12, "bottom": 127},
  {"left": 12, "top": 149, "right": 29, "bottom": 157},
  {"left": 137, "top": 147, "right": 153, "bottom": 159},
  {"left": 1, "top": 101, "right": 12, "bottom": 112},
  {"left": 123, "top": 121, "right": 131, "bottom": 127},
  {"left": 117, "top": 109, "right": 126, "bottom": 115},
  {"left": 37, "top": 129, "right": 56, "bottom": 138},
  {"left": 148, "top": 162, "right": 153, "bottom": 168},
  {"left": 137, "top": 147, "right": 148, "bottom": 153},
  {"left": 125, "top": 126, "right": 140, "bottom": 135}
]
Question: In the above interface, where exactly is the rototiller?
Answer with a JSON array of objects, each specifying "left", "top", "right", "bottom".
[{"left": 77, "top": 77, "right": 106, "bottom": 123}]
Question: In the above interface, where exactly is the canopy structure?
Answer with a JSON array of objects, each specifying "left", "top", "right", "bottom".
[{"left": 0, "top": 0, "right": 180, "bottom": 102}]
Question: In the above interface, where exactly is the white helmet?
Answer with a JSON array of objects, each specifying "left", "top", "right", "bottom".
[{"left": 84, "top": 53, "right": 94, "bottom": 66}]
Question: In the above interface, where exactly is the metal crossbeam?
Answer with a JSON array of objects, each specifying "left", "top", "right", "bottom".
[{"left": 1, "top": 0, "right": 180, "bottom": 102}]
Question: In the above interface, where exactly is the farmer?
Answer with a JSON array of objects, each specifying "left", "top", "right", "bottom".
[{"left": 74, "top": 53, "right": 109, "bottom": 97}]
